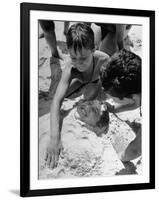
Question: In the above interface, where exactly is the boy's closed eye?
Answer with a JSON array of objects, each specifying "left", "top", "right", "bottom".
[
  {"left": 71, "top": 56, "right": 88, "bottom": 61},
  {"left": 71, "top": 57, "right": 87, "bottom": 62},
  {"left": 80, "top": 106, "right": 88, "bottom": 117},
  {"left": 71, "top": 57, "right": 76, "bottom": 62},
  {"left": 80, "top": 57, "right": 87, "bottom": 61}
]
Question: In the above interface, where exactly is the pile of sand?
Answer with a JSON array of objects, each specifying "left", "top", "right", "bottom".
[{"left": 39, "top": 96, "right": 141, "bottom": 179}]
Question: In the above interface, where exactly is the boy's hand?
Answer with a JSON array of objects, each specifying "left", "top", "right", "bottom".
[{"left": 45, "top": 140, "right": 63, "bottom": 169}]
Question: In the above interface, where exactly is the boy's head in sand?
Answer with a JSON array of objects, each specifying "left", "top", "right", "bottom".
[
  {"left": 100, "top": 49, "right": 141, "bottom": 97},
  {"left": 76, "top": 100, "right": 109, "bottom": 135},
  {"left": 66, "top": 23, "right": 95, "bottom": 72}
]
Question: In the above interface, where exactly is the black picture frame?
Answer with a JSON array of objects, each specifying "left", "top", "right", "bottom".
[{"left": 20, "top": 2, "right": 155, "bottom": 197}]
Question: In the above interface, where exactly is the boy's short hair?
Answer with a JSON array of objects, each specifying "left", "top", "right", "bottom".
[
  {"left": 76, "top": 100, "right": 109, "bottom": 136},
  {"left": 66, "top": 22, "right": 95, "bottom": 53},
  {"left": 100, "top": 49, "right": 141, "bottom": 96}
]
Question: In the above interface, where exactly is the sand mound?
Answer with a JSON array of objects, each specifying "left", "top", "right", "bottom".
[{"left": 39, "top": 96, "right": 141, "bottom": 179}]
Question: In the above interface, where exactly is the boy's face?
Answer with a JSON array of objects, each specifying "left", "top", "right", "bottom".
[
  {"left": 69, "top": 47, "right": 94, "bottom": 72},
  {"left": 76, "top": 100, "right": 107, "bottom": 127}
]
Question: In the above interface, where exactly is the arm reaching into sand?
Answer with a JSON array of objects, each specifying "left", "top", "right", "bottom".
[
  {"left": 45, "top": 66, "right": 71, "bottom": 168},
  {"left": 106, "top": 94, "right": 141, "bottom": 113}
]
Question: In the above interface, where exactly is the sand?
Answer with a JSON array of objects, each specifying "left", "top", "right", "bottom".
[
  {"left": 39, "top": 97, "right": 140, "bottom": 179},
  {"left": 38, "top": 22, "right": 142, "bottom": 179}
]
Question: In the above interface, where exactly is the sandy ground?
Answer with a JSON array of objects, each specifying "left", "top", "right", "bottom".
[{"left": 38, "top": 22, "right": 142, "bottom": 179}]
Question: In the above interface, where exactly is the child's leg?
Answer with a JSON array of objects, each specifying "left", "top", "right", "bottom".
[
  {"left": 91, "top": 23, "right": 102, "bottom": 50},
  {"left": 64, "top": 21, "right": 70, "bottom": 36},
  {"left": 99, "top": 24, "right": 131, "bottom": 56},
  {"left": 99, "top": 32, "right": 118, "bottom": 56},
  {"left": 39, "top": 20, "right": 60, "bottom": 58}
]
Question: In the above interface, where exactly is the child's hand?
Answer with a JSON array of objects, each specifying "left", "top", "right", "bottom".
[{"left": 45, "top": 140, "right": 63, "bottom": 169}]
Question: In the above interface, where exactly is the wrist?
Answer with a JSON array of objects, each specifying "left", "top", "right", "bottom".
[{"left": 50, "top": 135, "right": 60, "bottom": 144}]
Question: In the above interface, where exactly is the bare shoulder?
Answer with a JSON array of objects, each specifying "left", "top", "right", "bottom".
[
  {"left": 92, "top": 51, "right": 109, "bottom": 81},
  {"left": 94, "top": 50, "right": 109, "bottom": 62},
  {"left": 61, "top": 59, "right": 73, "bottom": 82},
  {"left": 93, "top": 50, "right": 109, "bottom": 71}
]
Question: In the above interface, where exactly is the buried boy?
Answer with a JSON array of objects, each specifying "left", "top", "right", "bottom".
[
  {"left": 45, "top": 23, "right": 109, "bottom": 169},
  {"left": 76, "top": 100, "right": 109, "bottom": 136},
  {"left": 76, "top": 99, "right": 142, "bottom": 163}
]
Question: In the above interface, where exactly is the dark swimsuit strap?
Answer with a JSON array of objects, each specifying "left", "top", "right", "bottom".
[
  {"left": 66, "top": 56, "right": 98, "bottom": 98},
  {"left": 84, "top": 55, "right": 95, "bottom": 84},
  {"left": 91, "top": 56, "right": 100, "bottom": 84}
]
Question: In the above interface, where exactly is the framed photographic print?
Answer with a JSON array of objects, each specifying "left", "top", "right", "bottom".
[{"left": 20, "top": 2, "right": 155, "bottom": 197}]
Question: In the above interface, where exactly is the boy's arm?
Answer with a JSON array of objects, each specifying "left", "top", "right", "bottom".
[
  {"left": 106, "top": 94, "right": 141, "bottom": 113},
  {"left": 46, "top": 66, "right": 71, "bottom": 168}
]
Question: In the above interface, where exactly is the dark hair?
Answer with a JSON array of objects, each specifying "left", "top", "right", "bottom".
[
  {"left": 96, "top": 110, "right": 109, "bottom": 128},
  {"left": 100, "top": 49, "right": 141, "bottom": 96},
  {"left": 66, "top": 22, "right": 94, "bottom": 53},
  {"left": 95, "top": 105, "right": 109, "bottom": 136}
]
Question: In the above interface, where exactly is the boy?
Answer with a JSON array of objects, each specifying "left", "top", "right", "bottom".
[
  {"left": 100, "top": 49, "right": 141, "bottom": 113},
  {"left": 100, "top": 49, "right": 142, "bottom": 162},
  {"left": 100, "top": 49, "right": 141, "bottom": 95},
  {"left": 45, "top": 23, "right": 109, "bottom": 168}
]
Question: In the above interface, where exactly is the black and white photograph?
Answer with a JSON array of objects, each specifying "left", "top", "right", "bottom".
[
  {"left": 38, "top": 21, "right": 142, "bottom": 179},
  {"left": 20, "top": 3, "right": 155, "bottom": 197}
]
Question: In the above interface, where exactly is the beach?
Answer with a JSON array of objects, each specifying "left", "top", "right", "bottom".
[{"left": 38, "top": 22, "right": 142, "bottom": 179}]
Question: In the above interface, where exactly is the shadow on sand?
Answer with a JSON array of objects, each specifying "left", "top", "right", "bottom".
[{"left": 9, "top": 189, "right": 19, "bottom": 196}]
